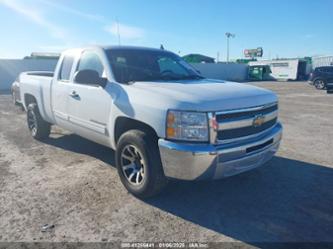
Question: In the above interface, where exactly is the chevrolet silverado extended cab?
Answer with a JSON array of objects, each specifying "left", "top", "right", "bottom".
[{"left": 19, "top": 46, "right": 282, "bottom": 198}]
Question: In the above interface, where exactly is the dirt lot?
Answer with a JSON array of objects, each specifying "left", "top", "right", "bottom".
[{"left": 0, "top": 82, "right": 333, "bottom": 245}]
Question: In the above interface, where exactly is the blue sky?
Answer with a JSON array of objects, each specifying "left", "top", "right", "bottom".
[{"left": 0, "top": 0, "right": 332, "bottom": 59}]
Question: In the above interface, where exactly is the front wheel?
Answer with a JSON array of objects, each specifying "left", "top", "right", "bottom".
[
  {"left": 116, "top": 130, "right": 168, "bottom": 199},
  {"left": 27, "top": 103, "right": 51, "bottom": 140},
  {"left": 314, "top": 79, "right": 326, "bottom": 90}
]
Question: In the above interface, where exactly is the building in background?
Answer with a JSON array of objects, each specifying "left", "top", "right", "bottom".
[
  {"left": 248, "top": 59, "right": 310, "bottom": 81},
  {"left": 23, "top": 52, "right": 60, "bottom": 60},
  {"left": 312, "top": 55, "right": 333, "bottom": 69},
  {"left": 182, "top": 54, "right": 215, "bottom": 63}
]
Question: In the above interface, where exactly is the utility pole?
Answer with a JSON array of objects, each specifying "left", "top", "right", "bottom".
[{"left": 225, "top": 32, "right": 235, "bottom": 63}]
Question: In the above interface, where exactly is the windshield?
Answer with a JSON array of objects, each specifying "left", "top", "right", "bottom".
[{"left": 106, "top": 48, "right": 204, "bottom": 83}]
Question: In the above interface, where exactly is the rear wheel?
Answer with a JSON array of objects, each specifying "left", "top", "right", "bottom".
[
  {"left": 27, "top": 103, "right": 51, "bottom": 140},
  {"left": 314, "top": 79, "right": 326, "bottom": 90},
  {"left": 116, "top": 130, "right": 168, "bottom": 198}
]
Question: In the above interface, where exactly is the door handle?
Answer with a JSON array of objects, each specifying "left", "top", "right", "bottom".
[{"left": 69, "top": 90, "right": 79, "bottom": 98}]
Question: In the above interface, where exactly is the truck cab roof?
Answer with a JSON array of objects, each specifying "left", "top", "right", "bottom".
[{"left": 62, "top": 45, "right": 171, "bottom": 55}]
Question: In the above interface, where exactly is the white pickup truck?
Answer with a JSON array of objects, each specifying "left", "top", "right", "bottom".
[{"left": 19, "top": 46, "right": 282, "bottom": 198}]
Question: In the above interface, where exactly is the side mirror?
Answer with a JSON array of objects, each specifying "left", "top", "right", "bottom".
[{"left": 74, "top": 69, "right": 107, "bottom": 88}]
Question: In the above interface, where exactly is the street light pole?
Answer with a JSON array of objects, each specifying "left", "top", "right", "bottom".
[{"left": 225, "top": 32, "right": 235, "bottom": 63}]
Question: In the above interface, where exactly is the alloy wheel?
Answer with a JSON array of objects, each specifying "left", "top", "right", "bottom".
[
  {"left": 316, "top": 80, "right": 325, "bottom": 89},
  {"left": 27, "top": 110, "right": 37, "bottom": 136},
  {"left": 120, "top": 145, "right": 146, "bottom": 186}
]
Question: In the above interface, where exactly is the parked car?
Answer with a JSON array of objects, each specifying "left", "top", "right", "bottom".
[
  {"left": 308, "top": 66, "right": 333, "bottom": 89},
  {"left": 11, "top": 74, "right": 22, "bottom": 105},
  {"left": 19, "top": 46, "right": 283, "bottom": 198}
]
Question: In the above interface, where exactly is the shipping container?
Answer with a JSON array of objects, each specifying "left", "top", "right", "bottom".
[{"left": 249, "top": 59, "right": 308, "bottom": 81}]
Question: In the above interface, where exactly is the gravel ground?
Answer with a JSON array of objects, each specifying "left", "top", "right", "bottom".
[{"left": 0, "top": 81, "right": 333, "bottom": 246}]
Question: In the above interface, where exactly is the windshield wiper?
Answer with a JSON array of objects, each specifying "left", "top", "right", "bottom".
[
  {"left": 126, "top": 75, "right": 204, "bottom": 83},
  {"left": 178, "top": 75, "right": 205, "bottom": 80}
]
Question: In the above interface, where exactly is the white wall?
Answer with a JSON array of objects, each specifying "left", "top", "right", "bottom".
[
  {"left": 191, "top": 63, "right": 249, "bottom": 82},
  {"left": 0, "top": 59, "right": 249, "bottom": 91},
  {"left": 0, "top": 59, "right": 58, "bottom": 90}
]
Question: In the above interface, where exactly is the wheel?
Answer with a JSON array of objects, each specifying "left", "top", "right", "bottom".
[
  {"left": 116, "top": 130, "right": 168, "bottom": 198},
  {"left": 314, "top": 79, "right": 326, "bottom": 90},
  {"left": 27, "top": 103, "right": 51, "bottom": 140}
]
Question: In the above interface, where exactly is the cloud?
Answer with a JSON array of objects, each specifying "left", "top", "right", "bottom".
[
  {"left": 105, "top": 22, "right": 145, "bottom": 40},
  {"left": 0, "top": 0, "right": 66, "bottom": 40},
  {"left": 0, "top": 0, "right": 146, "bottom": 46},
  {"left": 35, "top": 0, "right": 105, "bottom": 22}
]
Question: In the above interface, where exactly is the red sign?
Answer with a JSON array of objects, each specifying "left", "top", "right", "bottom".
[{"left": 244, "top": 47, "right": 263, "bottom": 58}]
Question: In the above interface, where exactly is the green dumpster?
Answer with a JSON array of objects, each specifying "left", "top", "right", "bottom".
[{"left": 249, "top": 65, "right": 271, "bottom": 81}]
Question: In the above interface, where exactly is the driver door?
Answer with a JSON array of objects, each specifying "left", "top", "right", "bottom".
[{"left": 66, "top": 50, "right": 111, "bottom": 145}]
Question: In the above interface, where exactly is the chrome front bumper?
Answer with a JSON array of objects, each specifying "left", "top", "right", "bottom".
[{"left": 158, "top": 122, "right": 282, "bottom": 180}]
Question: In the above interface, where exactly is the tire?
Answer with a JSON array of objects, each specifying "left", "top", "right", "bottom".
[
  {"left": 116, "top": 130, "right": 168, "bottom": 199},
  {"left": 314, "top": 79, "right": 326, "bottom": 90},
  {"left": 27, "top": 103, "right": 51, "bottom": 140}
]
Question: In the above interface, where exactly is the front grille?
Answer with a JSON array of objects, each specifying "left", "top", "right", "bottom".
[
  {"left": 217, "top": 118, "right": 277, "bottom": 140},
  {"left": 216, "top": 104, "right": 278, "bottom": 141},
  {"left": 216, "top": 104, "right": 278, "bottom": 122}
]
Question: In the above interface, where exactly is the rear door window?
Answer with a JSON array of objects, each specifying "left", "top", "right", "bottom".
[{"left": 59, "top": 55, "right": 74, "bottom": 81}]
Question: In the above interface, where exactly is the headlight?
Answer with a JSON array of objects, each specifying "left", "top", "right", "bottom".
[{"left": 166, "top": 110, "right": 209, "bottom": 142}]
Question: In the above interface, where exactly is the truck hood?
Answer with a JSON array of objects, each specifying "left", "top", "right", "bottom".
[{"left": 129, "top": 79, "right": 277, "bottom": 111}]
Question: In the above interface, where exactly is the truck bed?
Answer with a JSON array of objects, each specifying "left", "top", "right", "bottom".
[
  {"left": 25, "top": 71, "right": 54, "bottom": 77},
  {"left": 19, "top": 71, "right": 55, "bottom": 124}
]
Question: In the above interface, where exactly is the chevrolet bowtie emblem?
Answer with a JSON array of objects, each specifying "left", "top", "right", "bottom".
[{"left": 253, "top": 114, "right": 265, "bottom": 127}]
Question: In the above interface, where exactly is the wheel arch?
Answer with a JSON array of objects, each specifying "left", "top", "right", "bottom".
[
  {"left": 113, "top": 116, "right": 159, "bottom": 146},
  {"left": 24, "top": 94, "right": 37, "bottom": 109},
  {"left": 313, "top": 77, "right": 326, "bottom": 83},
  {"left": 23, "top": 92, "right": 50, "bottom": 122}
]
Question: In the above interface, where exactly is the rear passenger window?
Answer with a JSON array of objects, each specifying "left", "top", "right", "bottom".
[{"left": 59, "top": 55, "right": 74, "bottom": 81}]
